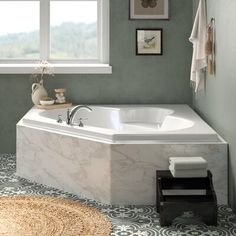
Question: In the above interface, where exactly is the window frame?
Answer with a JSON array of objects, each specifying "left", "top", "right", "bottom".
[{"left": 0, "top": 0, "right": 111, "bottom": 74}]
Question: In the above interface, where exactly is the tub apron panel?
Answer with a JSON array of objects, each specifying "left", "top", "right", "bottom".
[{"left": 17, "top": 124, "right": 228, "bottom": 205}]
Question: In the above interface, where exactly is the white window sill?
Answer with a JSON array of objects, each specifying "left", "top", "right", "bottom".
[{"left": 0, "top": 64, "right": 112, "bottom": 74}]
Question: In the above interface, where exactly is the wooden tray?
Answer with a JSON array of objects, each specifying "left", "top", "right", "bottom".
[{"left": 35, "top": 102, "right": 72, "bottom": 110}]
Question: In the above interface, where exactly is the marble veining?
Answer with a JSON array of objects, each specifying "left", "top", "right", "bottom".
[
  {"left": 110, "top": 143, "right": 228, "bottom": 204},
  {"left": 17, "top": 125, "right": 112, "bottom": 203},
  {"left": 17, "top": 124, "right": 228, "bottom": 205}
]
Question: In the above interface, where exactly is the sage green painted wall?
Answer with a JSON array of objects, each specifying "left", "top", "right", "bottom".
[
  {"left": 0, "top": 0, "right": 193, "bottom": 153},
  {"left": 192, "top": 0, "right": 236, "bottom": 210}
]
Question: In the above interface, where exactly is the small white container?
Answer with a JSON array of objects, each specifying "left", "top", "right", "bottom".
[{"left": 39, "top": 100, "right": 55, "bottom": 106}]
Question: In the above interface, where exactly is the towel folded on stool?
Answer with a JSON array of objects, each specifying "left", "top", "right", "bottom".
[
  {"left": 169, "top": 167, "right": 207, "bottom": 178},
  {"left": 169, "top": 157, "right": 207, "bottom": 170}
]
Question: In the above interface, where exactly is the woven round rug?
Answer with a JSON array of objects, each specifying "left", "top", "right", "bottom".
[{"left": 0, "top": 196, "right": 111, "bottom": 236}]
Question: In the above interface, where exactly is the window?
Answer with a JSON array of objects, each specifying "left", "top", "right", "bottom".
[
  {"left": 0, "top": 1, "right": 40, "bottom": 59},
  {"left": 50, "top": 1, "right": 97, "bottom": 60},
  {"left": 0, "top": 0, "right": 111, "bottom": 74}
]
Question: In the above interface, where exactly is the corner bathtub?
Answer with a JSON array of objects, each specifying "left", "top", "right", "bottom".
[
  {"left": 21, "top": 105, "right": 219, "bottom": 143},
  {"left": 17, "top": 105, "right": 228, "bottom": 205}
]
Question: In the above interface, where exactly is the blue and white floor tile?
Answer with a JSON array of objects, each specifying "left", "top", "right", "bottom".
[{"left": 0, "top": 154, "right": 236, "bottom": 236}]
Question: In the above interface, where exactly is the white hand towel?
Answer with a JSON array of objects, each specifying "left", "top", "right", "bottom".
[
  {"left": 189, "top": 0, "right": 207, "bottom": 92},
  {"left": 169, "top": 168, "right": 207, "bottom": 178},
  {"left": 169, "top": 157, "right": 208, "bottom": 170}
]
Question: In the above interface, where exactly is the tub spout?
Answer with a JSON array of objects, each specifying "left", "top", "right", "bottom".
[{"left": 66, "top": 105, "right": 92, "bottom": 125}]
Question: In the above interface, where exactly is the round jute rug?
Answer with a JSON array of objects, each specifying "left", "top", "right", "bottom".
[{"left": 0, "top": 196, "right": 111, "bottom": 236}]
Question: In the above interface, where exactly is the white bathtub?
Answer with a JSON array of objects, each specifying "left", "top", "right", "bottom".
[
  {"left": 21, "top": 104, "right": 219, "bottom": 143},
  {"left": 17, "top": 104, "right": 227, "bottom": 205}
]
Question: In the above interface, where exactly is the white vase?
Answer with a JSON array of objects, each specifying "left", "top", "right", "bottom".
[{"left": 31, "top": 80, "right": 48, "bottom": 105}]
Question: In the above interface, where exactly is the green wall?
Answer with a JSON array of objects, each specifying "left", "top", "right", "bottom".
[
  {"left": 192, "top": 0, "right": 236, "bottom": 210},
  {"left": 0, "top": 0, "right": 193, "bottom": 153}
]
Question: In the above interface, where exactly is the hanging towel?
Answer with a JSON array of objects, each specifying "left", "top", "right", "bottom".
[
  {"left": 189, "top": 0, "right": 207, "bottom": 92},
  {"left": 169, "top": 157, "right": 208, "bottom": 170}
]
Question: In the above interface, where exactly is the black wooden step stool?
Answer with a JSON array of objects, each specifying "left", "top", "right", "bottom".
[{"left": 156, "top": 170, "right": 217, "bottom": 227}]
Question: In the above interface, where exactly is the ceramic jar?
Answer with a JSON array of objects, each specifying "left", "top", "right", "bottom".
[{"left": 31, "top": 80, "right": 48, "bottom": 105}]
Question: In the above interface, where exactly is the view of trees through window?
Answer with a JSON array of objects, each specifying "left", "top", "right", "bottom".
[
  {"left": 51, "top": 23, "right": 97, "bottom": 59},
  {"left": 0, "top": 1, "right": 97, "bottom": 60},
  {"left": 50, "top": 1, "right": 97, "bottom": 59},
  {"left": 51, "top": 22, "right": 97, "bottom": 59},
  {"left": 0, "top": 1, "right": 39, "bottom": 59},
  {"left": 0, "top": 30, "right": 40, "bottom": 59},
  {"left": 0, "top": 23, "right": 97, "bottom": 59}
]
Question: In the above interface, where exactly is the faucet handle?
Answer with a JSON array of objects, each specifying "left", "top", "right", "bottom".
[
  {"left": 57, "top": 115, "right": 63, "bottom": 123},
  {"left": 78, "top": 118, "right": 88, "bottom": 127}
]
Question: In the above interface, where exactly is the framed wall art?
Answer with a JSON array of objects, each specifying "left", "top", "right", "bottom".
[
  {"left": 136, "top": 29, "right": 163, "bottom": 55},
  {"left": 130, "top": 0, "right": 169, "bottom": 20}
]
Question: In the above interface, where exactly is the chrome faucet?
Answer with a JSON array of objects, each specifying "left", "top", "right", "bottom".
[{"left": 66, "top": 105, "right": 92, "bottom": 125}]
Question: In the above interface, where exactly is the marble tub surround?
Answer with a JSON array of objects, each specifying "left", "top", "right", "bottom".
[
  {"left": 17, "top": 125, "right": 112, "bottom": 204},
  {"left": 110, "top": 143, "right": 228, "bottom": 205},
  {"left": 17, "top": 122, "right": 228, "bottom": 205}
]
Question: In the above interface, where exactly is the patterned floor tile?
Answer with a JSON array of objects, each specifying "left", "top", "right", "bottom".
[{"left": 0, "top": 154, "right": 235, "bottom": 236}]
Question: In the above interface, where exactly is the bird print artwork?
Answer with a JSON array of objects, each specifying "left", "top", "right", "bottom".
[
  {"left": 141, "top": 0, "right": 158, "bottom": 8},
  {"left": 136, "top": 29, "right": 162, "bottom": 55},
  {"left": 144, "top": 36, "right": 156, "bottom": 48}
]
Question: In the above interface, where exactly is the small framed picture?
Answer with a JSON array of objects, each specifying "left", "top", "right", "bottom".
[
  {"left": 136, "top": 29, "right": 163, "bottom": 55},
  {"left": 130, "top": 0, "right": 169, "bottom": 20}
]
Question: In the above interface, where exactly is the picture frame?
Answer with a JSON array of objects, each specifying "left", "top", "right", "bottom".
[
  {"left": 130, "top": 0, "right": 169, "bottom": 20},
  {"left": 136, "top": 29, "right": 163, "bottom": 55}
]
